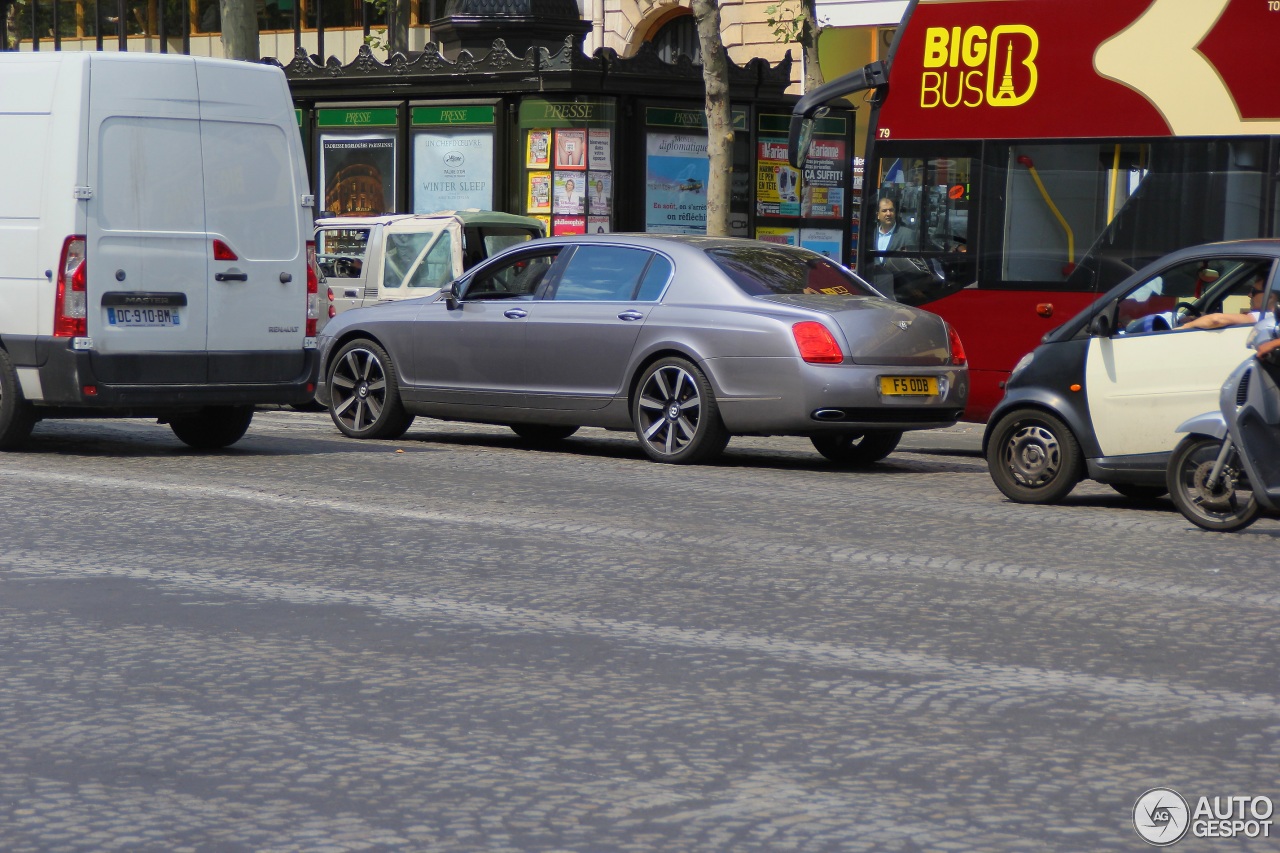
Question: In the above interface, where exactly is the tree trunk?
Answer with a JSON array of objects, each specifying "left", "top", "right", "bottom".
[
  {"left": 389, "top": 0, "right": 410, "bottom": 54},
  {"left": 797, "top": 0, "right": 824, "bottom": 91},
  {"left": 219, "top": 0, "right": 259, "bottom": 60},
  {"left": 691, "top": 0, "right": 732, "bottom": 236},
  {"left": 4, "top": 0, "right": 18, "bottom": 49}
]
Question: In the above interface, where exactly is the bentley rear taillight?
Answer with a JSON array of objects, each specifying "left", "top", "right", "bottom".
[{"left": 793, "top": 321, "right": 843, "bottom": 364}]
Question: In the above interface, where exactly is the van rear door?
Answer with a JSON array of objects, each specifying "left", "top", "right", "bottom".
[
  {"left": 86, "top": 56, "right": 210, "bottom": 384},
  {"left": 195, "top": 61, "right": 309, "bottom": 383}
]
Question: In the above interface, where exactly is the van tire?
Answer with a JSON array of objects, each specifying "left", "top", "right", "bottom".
[
  {"left": 0, "top": 349, "right": 36, "bottom": 450},
  {"left": 169, "top": 405, "right": 255, "bottom": 449}
]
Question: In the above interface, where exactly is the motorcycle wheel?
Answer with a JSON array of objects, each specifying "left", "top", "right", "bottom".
[{"left": 1166, "top": 434, "right": 1261, "bottom": 532}]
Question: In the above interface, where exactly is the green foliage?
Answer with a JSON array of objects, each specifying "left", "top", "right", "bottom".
[
  {"left": 363, "top": 28, "right": 388, "bottom": 52},
  {"left": 764, "top": 2, "right": 801, "bottom": 44},
  {"left": 360, "top": 0, "right": 389, "bottom": 53},
  {"left": 766, "top": 0, "right": 823, "bottom": 51}
]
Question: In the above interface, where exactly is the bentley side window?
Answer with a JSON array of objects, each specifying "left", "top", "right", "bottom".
[
  {"left": 550, "top": 246, "right": 652, "bottom": 301},
  {"left": 463, "top": 251, "right": 562, "bottom": 300}
]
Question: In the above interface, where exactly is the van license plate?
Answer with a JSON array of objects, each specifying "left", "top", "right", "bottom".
[
  {"left": 880, "top": 376, "right": 938, "bottom": 396},
  {"left": 108, "top": 308, "right": 181, "bottom": 327}
]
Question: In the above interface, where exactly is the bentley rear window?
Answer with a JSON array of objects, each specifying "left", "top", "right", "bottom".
[{"left": 707, "top": 247, "right": 878, "bottom": 298}]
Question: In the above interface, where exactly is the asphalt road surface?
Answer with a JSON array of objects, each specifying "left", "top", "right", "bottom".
[{"left": 1, "top": 411, "right": 1277, "bottom": 852}]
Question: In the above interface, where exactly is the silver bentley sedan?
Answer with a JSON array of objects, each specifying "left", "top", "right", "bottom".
[{"left": 315, "top": 235, "right": 968, "bottom": 465}]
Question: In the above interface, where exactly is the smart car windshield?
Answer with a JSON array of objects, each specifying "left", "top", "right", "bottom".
[{"left": 706, "top": 247, "right": 878, "bottom": 298}]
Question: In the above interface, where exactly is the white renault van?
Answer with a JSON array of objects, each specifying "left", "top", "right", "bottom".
[{"left": 0, "top": 52, "right": 318, "bottom": 450}]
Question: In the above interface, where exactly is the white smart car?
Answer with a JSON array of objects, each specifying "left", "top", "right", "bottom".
[{"left": 985, "top": 240, "right": 1278, "bottom": 503}]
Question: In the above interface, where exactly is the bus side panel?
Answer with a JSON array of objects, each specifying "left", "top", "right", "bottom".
[{"left": 923, "top": 288, "right": 1096, "bottom": 422}]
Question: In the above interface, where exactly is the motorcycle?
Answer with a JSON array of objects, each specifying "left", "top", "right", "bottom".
[{"left": 1167, "top": 313, "right": 1280, "bottom": 531}]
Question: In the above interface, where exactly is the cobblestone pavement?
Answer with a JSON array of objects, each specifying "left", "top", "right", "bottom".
[{"left": 1, "top": 412, "right": 1277, "bottom": 852}]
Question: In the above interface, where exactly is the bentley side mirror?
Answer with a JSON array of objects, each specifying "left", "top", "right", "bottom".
[
  {"left": 1088, "top": 312, "right": 1113, "bottom": 337},
  {"left": 441, "top": 281, "right": 460, "bottom": 311}
]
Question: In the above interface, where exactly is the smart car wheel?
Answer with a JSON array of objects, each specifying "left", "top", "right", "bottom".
[
  {"left": 0, "top": 347, "right": 36, "bottom": 450},
  {"left": 810, "top": 431, "right": 902, "bottom": 466},
  {"left": 632, "top": 357, "right": 729, "bottom": 464},
  {"left": 986, "top": 409, "right": 1083, "bottom": 504},
  {"left": 327, "top": 339, "right": 414, "bottom": 440},
  {"left": 169, "top": 405, "right": 254, "bottom": 449},
  {"left": 510, "top": 424, "right": 579, "bottom": 444}
]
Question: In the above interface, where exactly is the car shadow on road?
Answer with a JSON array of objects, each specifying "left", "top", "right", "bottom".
[
  {"left": 9, "top": 420, "right": 452, "bottom": 458},
  {"left": 997, "top": 490, "right": 1280, "bottom": 534},
  {"left": 390, "top": 424, "right": 985, "bottom": 475}
]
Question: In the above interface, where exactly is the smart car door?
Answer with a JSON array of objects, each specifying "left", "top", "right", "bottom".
[
  {"left": 523, "top": 245, "right": 670, "bottom": 410},
  {"left": 1085, "top": 257, "right": 1266, "bottom": 458}
]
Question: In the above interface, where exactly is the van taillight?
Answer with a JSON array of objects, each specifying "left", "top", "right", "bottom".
[
  {"left": 946, "top": 322, "right": 967, "bottom": 366},
  {"left": 792, "top": 321, "right": 843, "bottom": 364},
  {"left": 305, "top": 240, "right": 319, "bottom": 336},
  {"left": 213, "top": 239, "right": 238, "bottom": 261},
  {"left": 53, "top": 235, "right": 87, "bottom": 338}
]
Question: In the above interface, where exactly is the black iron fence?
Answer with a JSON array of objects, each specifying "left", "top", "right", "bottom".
[{"left": 0, "top": 0, "right": 408, "bottom": 57}]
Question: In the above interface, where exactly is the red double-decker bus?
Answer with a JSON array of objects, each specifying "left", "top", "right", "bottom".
[{"left": 792, "top": 0, "right": 1280, "bottom": 420}]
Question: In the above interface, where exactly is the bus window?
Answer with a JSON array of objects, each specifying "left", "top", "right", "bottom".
[
  {"left": 1079, "top": 139, "right": 1267, "bottom": 292},
  {"left": 997, "top": 143, "right": 1149, "bottom": 285},
  {"left": 990, "top": 140, "right": 1267, "bottom": 295},
  {"left": 869, "top": 155, "right": 974, "bottom": 305}
]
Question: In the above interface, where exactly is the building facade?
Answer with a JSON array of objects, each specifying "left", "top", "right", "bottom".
[{"left": 3, "top": 0, "right": 904, "bottom": 260}]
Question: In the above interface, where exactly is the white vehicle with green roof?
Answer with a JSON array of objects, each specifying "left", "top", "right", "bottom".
[{"left": 315, "top": 210, "right": 544, "bottom": 331}]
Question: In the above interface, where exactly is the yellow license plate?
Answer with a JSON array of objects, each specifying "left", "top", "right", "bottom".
[{"left": 880, "top": 376, "right": 939, "bottom": 396}]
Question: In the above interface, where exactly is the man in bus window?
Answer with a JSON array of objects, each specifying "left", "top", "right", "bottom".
[{"left": 874, "top": 197, "right": 916, "bottom": 261}]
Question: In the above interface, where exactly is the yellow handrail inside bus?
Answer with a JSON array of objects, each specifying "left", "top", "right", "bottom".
[
  {"left": 1107, "top": 144, "right": 1121, "bottom": 224},
  {"left": 1017, "top": 155, "right": 1075, "bottom": 264}
]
